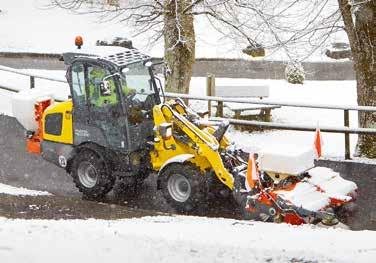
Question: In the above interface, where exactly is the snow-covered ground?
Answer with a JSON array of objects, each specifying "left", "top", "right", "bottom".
[
  {"left": 0, "top": 215, "right": 375, "bottom": 263},
  {"left": 0, "top": 0, "right": 348, "bottom": 61},
  {"left": 0, "top": 183, "right": 51, "bottom": 196},
  {"left": 189, "top": 77, "right": 359, "bottom": 158},
  {"left": 0, "top": 69, "right": 359, "bottom": 158}
]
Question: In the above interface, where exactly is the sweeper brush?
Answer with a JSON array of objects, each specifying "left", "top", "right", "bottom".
[
  {"left": 11, "top": 42, "right": 358, "bottom": 227},
  {"left": 234, "top": 154, "right": 358, "bottom": 226}
]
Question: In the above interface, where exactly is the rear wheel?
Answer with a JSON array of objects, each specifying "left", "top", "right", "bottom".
[
  {"left": 160, "top": 163, "right": 208, "bottom": 213},
  {"left": 71, "top": 149, "right": 114, "bottom": 200}
]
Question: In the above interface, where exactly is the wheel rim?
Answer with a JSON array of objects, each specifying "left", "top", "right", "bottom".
[
  {"left": 167, "top": 174, "right": 191, "bottom": 202},
  {"left": 77, "top": 161, "right": 98, "bottom": 188}
]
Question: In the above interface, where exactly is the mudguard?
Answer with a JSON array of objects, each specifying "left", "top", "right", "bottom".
[{"left": 158, "top": 154, "right": 195, "bottom": 175}]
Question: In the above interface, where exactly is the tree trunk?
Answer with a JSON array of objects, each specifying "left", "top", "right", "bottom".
[
  {"left": 163, "top": 0, "right": 195, "bottom": 94},
  {"left": 338, "top": 0, "right": 376, "bottom": 158}
]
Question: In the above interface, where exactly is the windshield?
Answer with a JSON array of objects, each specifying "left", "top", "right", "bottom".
[{"left": 119, "top": 61, "right": 154, "bottom": 100}]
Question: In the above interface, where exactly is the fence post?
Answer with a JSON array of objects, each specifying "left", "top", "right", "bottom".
[
  {"left": 30, "top": 76, "right": 35, "bottom": 89},
  {"left": 206, "top": 73, "right": 215, "bottom": 117},
  {"left": 217, "top": 102, "right": 224, "bottom": 117},
  {"left": 206, "top": 74, "right": 223, "bottom": 117},
  {"left": 344, "top": 109, "right": 351, "bottom": 160},
  {"left": 206, "top": 74, "right": 214, "bottom": 117}
]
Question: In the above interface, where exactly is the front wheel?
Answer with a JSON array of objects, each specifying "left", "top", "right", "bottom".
[
  {"left": 160, "top": 163, "right": 208, "bottom": 213},
  {"left": 71, "top": 149, "right": 114, "bottom": 200}
]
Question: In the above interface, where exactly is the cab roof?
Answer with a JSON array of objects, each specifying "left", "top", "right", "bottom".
[{"left": 63, "top": 46, "right": 151, "bottom": 67}]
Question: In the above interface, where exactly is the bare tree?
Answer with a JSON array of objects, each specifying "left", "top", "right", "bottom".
[
  {"left": 49, "top": 0, "right": 340, "bottom": 92},
  {"left": 337, "top": 0, "right": 376, "bottom": 158}
]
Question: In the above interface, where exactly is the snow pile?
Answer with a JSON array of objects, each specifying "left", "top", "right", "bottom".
[
  {"left": 276, "top": 182, "right": 330, "bottom": 211},
  {"left": 308, "top": 167, "right": 357, "bottom": 199},
  {"left": 275, "top": 167, "right": 357, "bottom": 211},
  {"left": 0, "top": 216, "right": 375, "bottom": 263},
  {"left": 0, "top": 183, "right": 51, "bottom": 196}
]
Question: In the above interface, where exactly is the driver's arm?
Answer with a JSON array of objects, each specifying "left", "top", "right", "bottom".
[{"left": 121, "top": 83, "right": 136, "bottom": 96}]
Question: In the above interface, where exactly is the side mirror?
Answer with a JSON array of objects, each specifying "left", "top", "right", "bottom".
[
  {"left": 121, "top": 68, "right": 130, "bottom": 74},
  {"left": 154, "top": 75, "right": 163, "bottom": 92},
  {"left": 144, "top": 61, "right": 153, "bottom": 67},
  {"left": 100, "top": 80, "right": 111, "bottom": 96}
]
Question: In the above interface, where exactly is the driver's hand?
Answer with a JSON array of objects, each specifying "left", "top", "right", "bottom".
[{"left": 123, "top": 86, "right": 136, "bottom": 96}]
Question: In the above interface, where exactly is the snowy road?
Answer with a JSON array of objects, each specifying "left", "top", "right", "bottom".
[{"left": 0, "top": 114, "right": 241, "bottom": 219}]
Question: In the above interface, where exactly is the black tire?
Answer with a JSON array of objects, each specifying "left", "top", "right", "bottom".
[
  {"left": 71, "top": 149, "right": 115, "bottom": 200},
  {"left": 335, "top": 202, "right": 358, "bottom": 223},
  {"left": 207, "top": 173, "right": 232, "bottom": 202},
  {"left": 160, "top": 163, "right": 208, "bottom": 213}
]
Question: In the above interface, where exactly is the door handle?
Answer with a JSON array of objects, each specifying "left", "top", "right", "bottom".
[
  {"left": 65, "top": 110, "right": 72, "bottom": 120},
  {"left": 111, "top": 111, "right": 120, "bottom": 118}
]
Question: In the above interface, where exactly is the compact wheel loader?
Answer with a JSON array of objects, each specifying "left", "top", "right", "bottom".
[{"left": 17, "top": 45, "right": 358, "bottom": 227}]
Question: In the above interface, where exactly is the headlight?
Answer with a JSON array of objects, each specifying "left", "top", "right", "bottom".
[{"left": 159, "top": 123, "right": 173, "bottom": 140}]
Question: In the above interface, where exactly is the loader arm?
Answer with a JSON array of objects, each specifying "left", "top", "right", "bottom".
[{"left": 152, "top": 102, "right": 234, "bottom": 189}]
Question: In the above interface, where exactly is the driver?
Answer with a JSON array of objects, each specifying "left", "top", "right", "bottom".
[
  {"left": 89, "top": 66, "right": 117, "bottom": 107},
  {"left": 89, "top": 66, "right": 136, "bottom": 108}
]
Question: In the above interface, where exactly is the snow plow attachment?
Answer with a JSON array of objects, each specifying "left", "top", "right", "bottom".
[{"left": 233, "top": 148, "right": 358, "bottom": 227}]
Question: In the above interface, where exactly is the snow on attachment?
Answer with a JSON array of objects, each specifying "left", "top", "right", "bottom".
[
  {"left": 275, "top": 182, "right": 330, "bottom": 211},
  {"left": 275, "top": 167, "right": 357, "bottom": 212},
  {"left": 308, "top": 167, "right": 357, "bottom": 199},
  {"left": 258, "top": 144, "right": 315, "bottom": 175}
]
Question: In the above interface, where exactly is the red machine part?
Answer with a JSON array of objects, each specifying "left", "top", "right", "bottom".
[
  {"left": 256, "top": 182, "right": 354, "bottom": 225},
  {"left": 265, "top": 189, "right": 306, "bottom": 225},
  {"left": 26, "top": 98, "right": 52, "bottom": 154}
]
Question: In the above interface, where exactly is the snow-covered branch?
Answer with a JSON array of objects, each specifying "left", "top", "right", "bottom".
[{"left": 50, "top": 0, "right": 345, "bottom": 61}]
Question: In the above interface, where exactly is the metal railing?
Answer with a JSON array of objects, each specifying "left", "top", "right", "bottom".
[
  {"left": 164, "top": 92, "right": 376, "bottom": 160},
  {"left": 0, "top": 65, "right": 66, "bottom": 84},
  {"left": 1, "top": 65, "right": 376, "bottom": 159},
  {"left": 0, "top": 65, "right": 66, "bottom": 101}
]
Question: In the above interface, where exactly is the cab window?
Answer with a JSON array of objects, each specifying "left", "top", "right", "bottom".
[
  {"left": 87, "top": 65, "right": 118, "bottom": 108},
  {"left": 119, "top": 62, "right": 153, "bottom": 102},
  {"left": 71, "top": 63, "right": 86, "bottom": 107}
]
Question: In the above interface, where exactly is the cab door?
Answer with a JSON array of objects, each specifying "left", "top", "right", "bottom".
[
  {"left": 70, "top": 63, "right": 89, "bottom": 127},
  {"left": 70, "top": 62, "right": 94, "bottom": 145},
  {"left": 85, "top": 63, "right": 127, "bottom": 151},
  {"left": 70, "top": 62, "right": 127, "bottom": 151}
]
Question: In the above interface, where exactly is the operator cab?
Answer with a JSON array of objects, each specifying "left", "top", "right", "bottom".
[{"left": 63, "top": 46, "right": 161, "bottom": 152}]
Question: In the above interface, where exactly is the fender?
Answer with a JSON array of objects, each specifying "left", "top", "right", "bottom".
[{"left": 156, "top": 154, "right": 195, "bottom": 189}]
